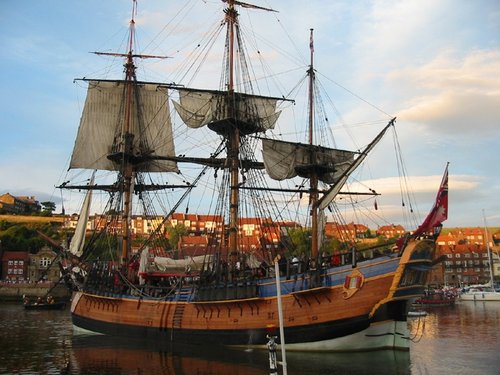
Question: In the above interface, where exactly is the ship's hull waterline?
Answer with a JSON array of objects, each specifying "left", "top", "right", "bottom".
[{"left": 70, "top": 240, "right": 432, "bottom": 352}]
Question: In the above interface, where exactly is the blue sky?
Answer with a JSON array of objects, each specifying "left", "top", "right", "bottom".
[{"left": 1, "top": 0, "right": 499, "bottom": 228}]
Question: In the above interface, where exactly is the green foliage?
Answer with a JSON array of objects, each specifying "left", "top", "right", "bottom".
[
  {"left": 0, "top": 222, "right": 61, "bottom": 253},
  {"left": 166, "top": 223, "right": 187, "bottom": 249},
  {"left": 0, "top": 220, "right": 12, "bottom": 231},
  {"left": 287, "top": 227, "right": 311, "bottom": 256},
  {"left": 41, "top": 201, "right": 56, "bottom": 215},
  {"left": 85, "top": 235, "right": 119, "bottom": 261}
]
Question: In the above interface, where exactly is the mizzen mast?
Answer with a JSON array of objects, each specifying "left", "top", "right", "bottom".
[{"left": 308, "top": 29, "right": 320, "bottom": 259}]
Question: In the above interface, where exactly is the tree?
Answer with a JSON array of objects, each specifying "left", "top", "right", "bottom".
[
  {"left": 287, "top": 227, "right": 312, "bottom": 256},
  {"left": 41, "top": 201, "right": 56, "bottom": 216},
  {"left": 166, "top": 224, "right": 187, "bottom": 250},
  {"left": 0, "top": 221, "right": 62, "bottom": 253}
]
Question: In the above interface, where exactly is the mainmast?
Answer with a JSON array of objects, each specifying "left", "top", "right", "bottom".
[
  {"left": 308, "top": 29, "right": 320, "bottom": 259},
  {"left": 225, "top": 0, "right": 240, "bottom": 256}
]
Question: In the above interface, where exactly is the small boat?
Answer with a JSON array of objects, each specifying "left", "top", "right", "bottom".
[
  {"left": 407, "top": 310, "right": 427, "bottom": 317},
  {"left": 413, "top": 288, "right": 457, "bottom": 306},
  {"left": 459, "top": 287, "right": 500, "bottom": 301},
  {"left": 23, "top": 301, "right": 67, "bottom": 310},
  {"left": 23, "top": 294, "right": 67, "bottom": 310},
  {"left": 460, "top": 212, "right": 500, "bottom": 302}
]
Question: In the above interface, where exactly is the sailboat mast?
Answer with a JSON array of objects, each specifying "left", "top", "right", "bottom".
[
  {"left": 226, "top": 1, "right": 240, "bottom": 255},
  {"left": 483, "top": 211, "right": 495, "bottom": 287},
  {"left": 120, "top": 0, "right": 138, "bottom": 265},
  {"left": 308, "top": 29, "right": 319, "bottom": 259}
]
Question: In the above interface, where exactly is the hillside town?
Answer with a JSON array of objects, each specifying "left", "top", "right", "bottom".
[{"left": 1, "top": 193, "right": 499, "bottom": 288}]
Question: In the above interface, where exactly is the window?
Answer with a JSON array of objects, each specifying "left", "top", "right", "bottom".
[
  {"left": 8, "top": 260, "right": 13, "bottom": 265},
  {"left": 464, "top": 253, "right": 471, "bottom": 258},
  {"left": 18, "top": 260, "right": 24, "bottom": 265},
  {"left": 455, "top": 253, "right": 461, "bottom": 258},
  {"left": 242, "top": 224, "right": 255, "bottom": 236},
  {"left": 14, "top": 260, "right": 18, "bottom": 265},
  {"left": 446, "top": 254, "right": 453, "bottom": 258},
  {"left": 39, "top": 257, "right": 51, "bottom": 268},
  {"left": 473, "top": 253, "right": 479, "bottom": 258}
]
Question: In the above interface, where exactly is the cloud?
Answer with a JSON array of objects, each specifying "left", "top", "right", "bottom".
[
  {"left": 391, "top": 49, "right": 500, "bottom": 135},
  {"left": 348, "top": 174, "right": 478, "bottom": 196}
]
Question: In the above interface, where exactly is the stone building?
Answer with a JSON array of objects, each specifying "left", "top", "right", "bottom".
[{"left": 28, "top": 246, "right": 60, "bottom": 282}]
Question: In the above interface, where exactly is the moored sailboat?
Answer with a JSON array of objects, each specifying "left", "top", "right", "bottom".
[
  {"left": 460, "top": 211, "right": 500, "bottom": 301},
  {"left": 59, "top": 0, "right": 447, "bottom": 352}
]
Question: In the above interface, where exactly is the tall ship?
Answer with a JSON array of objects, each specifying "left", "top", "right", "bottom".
[{"left": 59, "top": 0, "right": 448, "bottom": 351}]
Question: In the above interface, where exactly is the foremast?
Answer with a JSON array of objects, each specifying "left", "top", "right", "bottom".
[{"left": 62, "top": 0, "right": 176, "bottom": 266}]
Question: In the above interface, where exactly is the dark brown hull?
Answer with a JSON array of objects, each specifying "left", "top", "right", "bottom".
[{"left": 71, "top": 239, "right": 435, "bottom": 351}]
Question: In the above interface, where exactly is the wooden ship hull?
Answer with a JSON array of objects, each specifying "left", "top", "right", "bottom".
[{"left": 71, "top": 239, "right": 435, "bottom": 351}]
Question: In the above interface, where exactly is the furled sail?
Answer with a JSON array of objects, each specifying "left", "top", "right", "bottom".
[
  {"left": 317, "top": 119, "right": 394, "bottom": 210},
  {"left": 261, "top": 138, "right": 357, "bottom": 184},
  {"left": 172, "top": 89, "right": 281, "bottom": 134},
  {"left": 153, "top": 254, "right": 214, "bottom": 272},
  {"left": 70, "top": 80, "right": 178, "bottom": 172},
  {"left": 69, "top": 172, "right": 95, "bottom": 257}
]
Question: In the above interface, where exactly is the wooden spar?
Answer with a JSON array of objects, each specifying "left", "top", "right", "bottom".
[
  {"left": 226, "top": 0, "right": 240, "bottom": 255},
  {"left": 308, "top": 29, "right": 319, "bottom": 260},
  {"left": 120, "top": 0, "right": 138, "bottom": 266}
]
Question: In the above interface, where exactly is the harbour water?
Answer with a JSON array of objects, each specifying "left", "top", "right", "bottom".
[{"left": 0, "top": 302, "right": 498, "bottom": 374}]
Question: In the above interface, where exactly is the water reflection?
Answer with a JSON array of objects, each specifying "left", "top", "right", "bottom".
[
  {"left": 69, "top": 334, "right": 410, "bottom": 375},
  {"left": 409, "top": 302, "right": 500, "bottom": 375},
  {"left": 1, "top": 302, "right": 498, "bottom": 374}
]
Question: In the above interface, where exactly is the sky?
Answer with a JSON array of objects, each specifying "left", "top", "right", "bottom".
[{"left": 1, "top": 0, "right": 499, "bottom": 229}]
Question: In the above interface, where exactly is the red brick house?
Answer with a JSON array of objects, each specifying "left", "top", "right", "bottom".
[
  {"left": 377, "top": 224, "right": 405, "bottom": 239},
  {"left": 324, "top": 222, "right": 370, "bottom": 241},
  {"left": 1, "top": 251, "right": 30, "bottom": 281}
]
